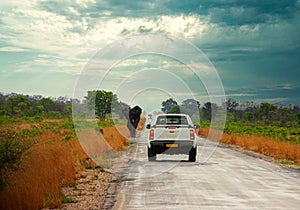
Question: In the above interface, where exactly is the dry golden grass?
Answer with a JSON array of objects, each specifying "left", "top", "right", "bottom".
[
  {"left": 0, "top": 121, "right": 130, "bottom": 210},
  {"left": 198, "top": 128, "right": 300, "bottom": 164},
  {"left": 0, "top": 143, "right": 76, "bottom": 209},
  {"left": 137, "top": 116, "right": 146, "bottom": 131},
  {"left": 102, "top": 125, "right": 129, "bottom": 151}
]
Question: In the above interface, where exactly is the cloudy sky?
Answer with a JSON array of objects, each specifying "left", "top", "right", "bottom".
[{"left": 1, "top": 0, "right": 300, "bottom": 108}]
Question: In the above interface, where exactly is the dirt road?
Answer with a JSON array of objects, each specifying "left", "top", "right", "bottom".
[{"left": 110, "top": 130, "right": 300, "bottom": 209}]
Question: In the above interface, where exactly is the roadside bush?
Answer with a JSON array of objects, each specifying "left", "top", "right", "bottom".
[{"left": 0, "top": 129, "right": 32, "bottom": 170}]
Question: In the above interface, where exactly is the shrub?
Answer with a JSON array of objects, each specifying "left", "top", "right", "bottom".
[{"left": 0, "top": 129, "right": 31, "bottom": 170}]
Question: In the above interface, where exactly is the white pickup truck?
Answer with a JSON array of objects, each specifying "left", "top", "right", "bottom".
[{"left": 146, "top": 114, "right": 198, "bottom": 162}]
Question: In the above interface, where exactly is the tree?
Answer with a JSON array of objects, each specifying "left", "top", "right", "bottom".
[
  {"left": 226, "top": 98, "right": 239, "bottom": 112},
  {"left": 244, "top": 112, "right": 254, "bottom": 121},
  {"left": 38, "top": 98, "right": 55, "bottom": 113},
  {"left": 201, "top": 102, "right": 218, "bottom": 121},
  {"left": 0, "top": 93, "right": 5, "bottom": 108},
  {"left": 161, "top": 98, "right": 178, "bottom": 113},
  {"left": 181, "top": 99, "right": 200, "bottom": 116},
  {"left": 112, "top": 100, "right": 130, "bottom": 119},
  {"left": 167, "top": 105, "right": 180, "bottom": 114},
  {"left": 85, "top": 90, "right": 115, "bottom": 119},
  {"left": 3, "top": 95, "right": 29, "bottom": 116},
  {"left": 258, "top": 103, "right": 276, "bottom": 121},
  {"left": 0, "top": 93, "right": 5, "bottom": 115},
  {"left": 296, "top": 113, "right": 300, "bottom": 124}
]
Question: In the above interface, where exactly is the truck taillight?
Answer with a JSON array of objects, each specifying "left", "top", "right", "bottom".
[
  {"left": 190, "top": 130, "right": 195, "bottom": 140},
  {"left": 149, "top": 129, "right": 154, "bottom": 140}
]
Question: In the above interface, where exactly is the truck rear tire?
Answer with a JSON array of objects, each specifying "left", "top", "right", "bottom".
[
  {"left": 188, "top": 147, "right": 197, "bottom": 162},
  {"left": 148, "top": 148, "right": 156, "bottom": 161}
]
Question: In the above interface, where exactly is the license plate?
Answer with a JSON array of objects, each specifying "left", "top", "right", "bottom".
[{"left": 166, "top": 144, "right": 178, "bottom": 148}]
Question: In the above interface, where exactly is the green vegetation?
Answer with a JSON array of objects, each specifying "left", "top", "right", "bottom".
[
  {"left": 161, "top": 97, "right": 300, "bottom": 146},
  {"left": 97, "top": 119, "right": 115, "bottom": 129},
  {"left": 0, "top": 129, "right": 32, "bottom": 170},
  {"left": 279, "top": 159, "right": 300, "bottom": 168},
  {"left": 0, "top": 118, "right": 78, "bottom": 183},
  {"left": 223, "top": 122, "right": 300, "bottom": 145},
  {"left": 84, "top": 164, "right": 93, "bottom": 169},
  {"left": 85, "top": 90, "right": 129, "bottom": 120},
  {"left": 61, "top": 194, "right": 76, "bottom": 204},
  {"left": 223, "top": 99, "right": 299, "bottom": 145},
  {"left": 0, "top": 93, "right": 72, "bottom": 119}
]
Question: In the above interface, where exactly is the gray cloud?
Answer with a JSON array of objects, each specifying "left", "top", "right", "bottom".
[
  {"left": 1, "top": 0, "right": 299, "bottom": 104},
  {"left": 164, "top": 0, "right": 299, "bottom": 25}
]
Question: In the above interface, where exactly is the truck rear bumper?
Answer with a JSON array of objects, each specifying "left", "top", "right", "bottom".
[{"left": 149, "top": 140, "right": 196, "bottom": 155}]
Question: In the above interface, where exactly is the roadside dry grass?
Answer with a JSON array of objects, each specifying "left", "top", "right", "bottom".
[
  {"left": 0, "top": 119, "right": 131, "bottom": 210},
  {"left": 102, "top": 126, "right": 129, "bottom": 151},
  {"left": 198, "top": 128, "right": 300, "bottom": 164},
  {"left": 1, "top": 144, "right": 77, "bottom": 209}
]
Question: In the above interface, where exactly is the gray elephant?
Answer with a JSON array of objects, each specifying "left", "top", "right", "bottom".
[{"left": 123, "top": 105, "right": 142, "bottom": 137}]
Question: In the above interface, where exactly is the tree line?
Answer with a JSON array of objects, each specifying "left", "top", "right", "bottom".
[
  {"left": 0, "top": 91, "right": 129, "bottom": 120},
  {"left": 1, "top": 91, "right": 299, "bottom": 127},
  {"left": 161, "top": 98, "right": 300, "bottom": 126},
  {"left": 224, "top": 98, "right": 300, "bottom": 126},
  {"left": 0, "top": 93, "right": 73, "bottom": 118}
]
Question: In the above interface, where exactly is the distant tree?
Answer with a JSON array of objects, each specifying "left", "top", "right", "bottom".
[
  {"left": 167, "top": 105, "right": 180, "bottom": 114},
  {"left": 38, "top": 98, "right": 55, "bottom": 113},
  {"left": 277, "top": 107, "right": 293, "bottom": 123},
  {"left": 29, "top": 104, "right": 44, "bottom": 116},
  {"left": 0, "top": 93, "right": 77, "bottom": 118},
  {"left": 201, "top": 102, "right": 218, "bottom": 121},
  {"left": 3, "top": 95, "right": 29, "bottom": 116},
  {"left": 226, "top": 98, "right": 239, "bottom": 112},
  {"left": 70, "top": 98, "right": 80, "bottom": 104},
  {"left": 112, "top": 100, "right": 130, "bottom": 119},
  {"left": 85, "top": 90, "right": 115, "bottom": 119},
  {"left": 296, "top": 113, "right": 300, "bottom": 124},
  {"left": 56, "top": 96, "right": 68, "bottom": 104},
  {"left": 32, "top": 95, "right": 43, "bottom": 101},
  {"left": 161, "top": 98, "right": 178, "bottom": 113},
  {"left": 181, "top": 99, "right": 200, "bottom": 116},
  {"left": 0, "top": 93, "right": 5, "bottom": 114},
  {"left": 258, "top": 103, "right": 276, "bottom": 121},
  {"left": 244, "top": 112, "right": 254, "bottom": 121}
]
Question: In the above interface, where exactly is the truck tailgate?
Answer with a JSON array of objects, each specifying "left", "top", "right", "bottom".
[{"left": 154, "top": 125, "right": 191, "bottom": 140}]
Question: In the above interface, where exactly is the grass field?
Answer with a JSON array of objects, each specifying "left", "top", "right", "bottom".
[
  {"left": 0, "top": 118, "right": 131, "bottom": 210},
  {"left": 198, "top": 127, "right": 300, "bottom": 166},
  {"left": 223, "top": 122, "right": 300, "bottom": 145}
]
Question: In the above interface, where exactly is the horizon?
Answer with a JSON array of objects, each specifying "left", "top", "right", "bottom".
[{"left": 1, "top": 90, "right": 299, "bottom": 108}]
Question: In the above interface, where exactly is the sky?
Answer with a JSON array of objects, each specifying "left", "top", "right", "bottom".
[{"left": 0, "top": 0, "right": 300, "bottom": 111}]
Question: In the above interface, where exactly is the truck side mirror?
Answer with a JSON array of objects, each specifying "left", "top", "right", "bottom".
[{"left": 146, "top": 124, "right": 151, "bottom": 129}]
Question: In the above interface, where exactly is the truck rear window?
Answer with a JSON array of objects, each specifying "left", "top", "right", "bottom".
[{"left": 156, "top": 116, "right": 188, "bottom": 125}]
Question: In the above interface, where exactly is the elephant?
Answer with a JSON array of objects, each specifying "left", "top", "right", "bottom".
[{"left": 122, "top": 105, "right": 142, "bottom": 137}]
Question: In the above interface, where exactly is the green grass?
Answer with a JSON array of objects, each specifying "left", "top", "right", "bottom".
[
  {"left": 62, "top": 182, "right": 77, "bottom": 189},
  {"left": 224, "top": 122, "right": 300, "bottom": 145},
  {"left": 63, "top": 135, "right": 72, "bottom": 141},
  {"left": 61, "top": 194, "right": 76, "bottom": 204},
  {"left": 84, "top": 164, "right": 93, "bottom": 169},
  {"left": 97, "top": 119, "right": 115, "bottom": 129},
  {"left": 19, "top": 128, "right": 42, "bottom": 137},
  {"left": 59, "top": 120, "right": 74, "bottom": 129},
  {"left": 200, "top": 120, "right": 300, "bottom": 145},
  {"left": 279, "top": 159, "right": 300, "bottom": 169}
]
